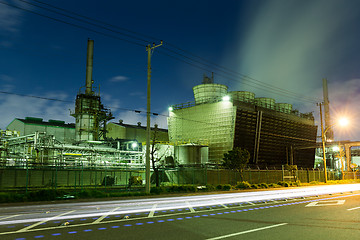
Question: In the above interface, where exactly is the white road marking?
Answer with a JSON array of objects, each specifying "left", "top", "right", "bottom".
[
  {"left": 211, "top": 198, "right": 229, "bottom": 208},
  {"left": 16, "top": 210, "right": 75, "bottom": 232},
  {"left": 186, "top": 201, "right": 195, "bottom": 213},
  {"left": 148, "top": 204, "right": 158, "bottom": 218},
  {"left": 206, "top": 223, "right": 288, "bottom": 240},
  {"left": 347, "top": 206, "right": 360, "bottom": 211},
  {"left": 93, "top": 207, "right": 121, "bottom": 224},
  {"left": 305, "top": 200, "right": 345, "bottom": 207},
  {"left": 0, "top": 215, "right": 20, "bottom": 221}
]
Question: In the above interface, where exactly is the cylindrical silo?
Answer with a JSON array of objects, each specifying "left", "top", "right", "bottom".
[
  {"left": 229, "top": 91, "right": 255, "bottom": 103},
  {"left": 255, "top": 97, "right": 276, "bottom": 110},
  {"left": 275, "top": 103, "right": 293, "bottom": 113},
  {"left": 193, "top": 83, "right": 228, "bottom": 104}
]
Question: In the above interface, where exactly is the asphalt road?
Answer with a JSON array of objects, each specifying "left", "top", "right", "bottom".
[{"left": 1, "top": 184, "right": 360, "bottom": 240}]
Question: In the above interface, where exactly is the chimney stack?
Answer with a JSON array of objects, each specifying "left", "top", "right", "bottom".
[{"left": 85, "top": 39, "right": 94, "bottom": 95}]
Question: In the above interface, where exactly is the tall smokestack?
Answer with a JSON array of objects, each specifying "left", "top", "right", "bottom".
[
  {"left": 322, "top": 78, "right": 334, "bottom": 141},
  {"left": 85, "top": 39, "right": 94, "bottom": 95}
]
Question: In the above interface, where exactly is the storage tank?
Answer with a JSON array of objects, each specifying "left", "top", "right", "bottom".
[
  {"left": 174, "top": 144, "right": 209, "bottom": 165},
  {"left": 229, "top": 91, "right": 255, "bottom": 103},
  {"left": 275, "top": 103, "right": 293, "bottom": 113},
  {"left": 255, "top": 97, "right": 276, "bottom": 110},
  {"left": 193, "top": 84, "right": 228, "bottom": 104}
]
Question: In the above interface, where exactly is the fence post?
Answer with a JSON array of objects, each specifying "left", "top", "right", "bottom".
[
  {"left": 55, "top": 158, "right": 58, "bottom": 190},
  {"left": 81, "top": 161, "right": 84, "bottom": 191},
  {"left": 25, "top": 158, "right": 29, "bottom": 194}
]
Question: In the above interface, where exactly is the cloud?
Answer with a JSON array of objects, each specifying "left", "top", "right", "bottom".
[
  {"left": 236, "top": 0, "right": 359, "bottom": 107},
  {"left": 109, "top": 75, "right": 129, "bottom": 82},
  {"left": 0, "top": 1, "right": 24, "bottom": 34},
  {"left": 0, "top": 91, "right": 74, "bottom": 130},
  {"left": 129, "top": 91, "right": 145, "bottom": 99},
  {"left": 0, "top": 74, "right": 14, "bottom": 82}
]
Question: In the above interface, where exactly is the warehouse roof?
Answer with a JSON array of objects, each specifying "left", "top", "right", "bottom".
[{"left": 13, "top": 117, "right": 75, "bottom": 129}]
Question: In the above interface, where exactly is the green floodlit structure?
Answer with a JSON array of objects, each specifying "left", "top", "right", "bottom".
[{"left": 168, "top": 75, "right": 317, "bottom": 168}]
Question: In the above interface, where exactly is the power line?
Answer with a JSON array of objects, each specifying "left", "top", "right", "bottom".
[{"left": 3, "top": 0, "right": 321, "bottom": 105}]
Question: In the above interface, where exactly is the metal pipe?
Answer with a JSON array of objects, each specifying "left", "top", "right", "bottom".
[{"left": 85, "top": 39, "right": 94, "bottom": 95}]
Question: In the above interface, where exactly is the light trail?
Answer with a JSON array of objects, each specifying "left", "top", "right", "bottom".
[{"left": 0, "top": 184, "right": 359, "bottom": 227}]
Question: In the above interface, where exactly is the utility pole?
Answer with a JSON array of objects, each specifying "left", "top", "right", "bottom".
[
  {"left": 145, "top": 41, "right": 163, "bottom": 194},
  {"left": 318, "top": 102, "right": 328, "bottom": 183}
]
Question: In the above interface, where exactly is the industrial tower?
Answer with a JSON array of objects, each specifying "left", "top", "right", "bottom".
[{"left": 72, "top": 39, "right": 113, "bottom": 142}]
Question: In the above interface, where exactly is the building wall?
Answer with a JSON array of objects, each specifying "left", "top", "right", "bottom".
[
  {"left": 168, "top": 101, "right": 236, "bottom": 163},
  {"left": 107, "top": 122, "right": 169, "bottom": 144},
  {"left": 7, "top": 119, "right": 75, "bottom": 143},
  {"left": 233, "top": 102, "right": 317, "bottom": 168}
]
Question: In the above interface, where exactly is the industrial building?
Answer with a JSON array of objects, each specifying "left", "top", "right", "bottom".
[
  {"left": 7, "top": 117, "right": 75, "bottom": 143},
  {"left": 168, "top": 75, "right": 318, "bottom": 168},
  {"left": 107, "top": 121, "right": 169, "bottom": 143},
  {"left": 0, "top": 39, "right": 172, "bottom": 169}
]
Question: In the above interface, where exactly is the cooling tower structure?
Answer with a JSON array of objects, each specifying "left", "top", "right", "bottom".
[
  {"left": 255, "top": 97, "right": 276, "bottom": 110},
  {"left": 193, "top": 75, "right": 228, "bottom": 104},
  {"left": 168, "top": 76, "right": 317, "bottom": 168},
  {"left": 229, "top": 91, "right": 255, "bottom": 103},
  {"left": 71, "top": 39, "right": 113, "bottom": 142},
  {"left": 275, "top": 103, "right": 293, "bottom": 114}
]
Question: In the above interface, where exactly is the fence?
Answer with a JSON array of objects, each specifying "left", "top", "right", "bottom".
[{"left": 0, "top": 165, "right": 359, "bottom": 192}]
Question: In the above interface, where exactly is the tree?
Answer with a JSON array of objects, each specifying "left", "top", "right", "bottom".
[
  {"left": 223, "top": 147, "right": 250, "bottom": 181},
  {"left": 150, "top": 124, "right": 161, "bottom": 187}
]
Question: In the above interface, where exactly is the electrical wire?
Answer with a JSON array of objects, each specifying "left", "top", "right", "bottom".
[{"left": 1, "top": 0, "right": 322, "bottom": 105}]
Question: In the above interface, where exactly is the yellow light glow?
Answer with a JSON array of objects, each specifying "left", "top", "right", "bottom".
[
  {"left": 222, "top": 95, "right": 230, "bottom": 101},
  {"left": 332, "top": 146, "right": 340, "bottom": 151},
  {"left": 338, "top": 118, "right": 349, "bottom": 126}
]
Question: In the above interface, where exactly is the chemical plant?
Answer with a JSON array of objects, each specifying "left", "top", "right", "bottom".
[
  {"left": 2, "top": 39, "right": 347, "bottom": 171},
  {"left": 0, "top": 40, "right": 172, "bottom": 170}
]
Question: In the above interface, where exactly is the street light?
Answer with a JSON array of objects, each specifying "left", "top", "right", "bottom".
[{"left": 320, "top": 113, "right": 349, "bottom": 183}]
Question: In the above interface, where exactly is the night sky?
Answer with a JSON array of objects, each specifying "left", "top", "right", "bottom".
[{"left": 1, "top": 0, "right": 360, "bottom": 141}]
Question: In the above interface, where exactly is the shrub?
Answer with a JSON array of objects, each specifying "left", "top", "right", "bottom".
[
  {"left": 222, "top": 184, "right": 231, "bottom": 191},
  {"left": 205, "top": 184, "right": 216, "bottom": 191},
  {"left": 102, "top": 176, "right": 115, "bottom": 186},
  {"left": 268, "top": 183, "right": 280, "bottom": 188},
  {"left": 150, "top": 186, "right": 166, "bottom": 194},
  {"left": 251, "top": 184, "right": 259, "bottom": 189},
  {"left": 236, "top": 181, "right": 251, "bottom": 189},
  {"left": 260, "top": 183, "right": 269, "bottom": 188},
  {"left": 216, "top": 184, "right": 223, "bottom": 190},
  {"left": 310, "top": 181, "right": 319, "bottom": 185}
]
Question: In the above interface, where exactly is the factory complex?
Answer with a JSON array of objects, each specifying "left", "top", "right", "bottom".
[{"left": 0, "top": 40, "right": 320, "bottom": 172}]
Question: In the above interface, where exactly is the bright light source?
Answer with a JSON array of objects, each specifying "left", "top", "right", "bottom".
[
  {"left": 332, "top": 146, "right": 340, "bottom": 151},
  {"left": 222, "top": 95, "right": 230, "bottom": 101},
  {"left": 131, "top": 142, "right": 138, "bottom": 149},
  {"left": 338, "top": 118, "right": 349, "bottom": 126},
  {"left": 168, "top": 106, "right": 173, "bottom": 111}
]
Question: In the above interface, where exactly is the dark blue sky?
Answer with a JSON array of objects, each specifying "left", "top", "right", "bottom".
[{"left": 1, "top": 0, "right": 360, "bottom": 141}]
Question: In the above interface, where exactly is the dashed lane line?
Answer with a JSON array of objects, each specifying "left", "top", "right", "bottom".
[
  {"left": 186, "top": 201, "right": 195, "bottom": 213},
  {"left": 93, "top": 207, "right": 121, "bottom": 224},
  {"left": 347, "top": 206, "right": 360, "bottom": 211},
  {"left": 148, "top": 204, "right": 158, "bottom": 218},
  {"left": 211, "top": 199, "right": 228, "bottom": 209},
  {"left": 206, "top": 223, "right": 288, "bottom": 240},
  {"left": 16, "top": 210, "right": 75, "bottom": 233}
]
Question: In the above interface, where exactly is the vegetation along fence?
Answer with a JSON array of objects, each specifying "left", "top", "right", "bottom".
[{"left": 0, "top": 164, "right": 359, "bottom": 192}]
